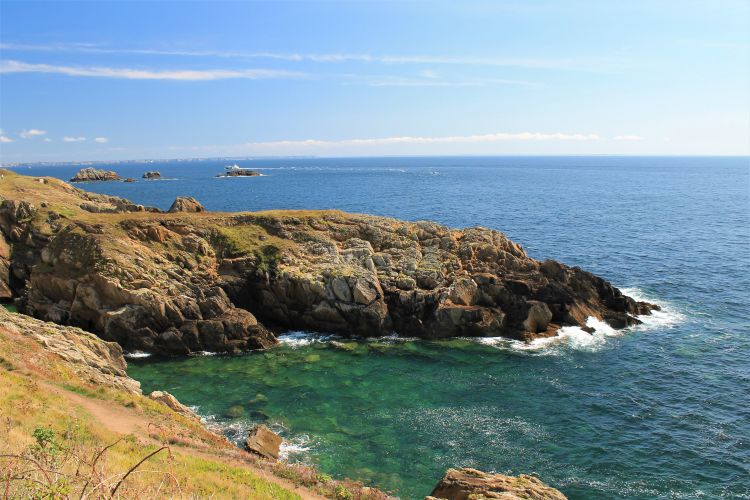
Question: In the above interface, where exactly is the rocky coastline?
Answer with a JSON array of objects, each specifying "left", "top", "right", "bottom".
[
  {"left": 0, "top": 169, "right": 590, "bottom": 498},
  {"left": 0, "top": 304, "right": 567, "bottom": 498},
  {"left": 0, "top": 168, "right": 658, "bottom": 356}
]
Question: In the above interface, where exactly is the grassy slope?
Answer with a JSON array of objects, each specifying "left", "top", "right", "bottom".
[
  {"left": 0, "top": 310, "right": 304, "bottom": 499},
  {"left": 0, "top": 309, "right": 389, "bottom": 499}
]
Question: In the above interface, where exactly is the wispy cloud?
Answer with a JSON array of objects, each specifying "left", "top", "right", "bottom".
[
  {"left": 614, "top": 135, "right": 643, "bottom": 141},
  {"left": 0, "top": 42, "right": 607, "bottom": 71},
  {"left": 243, "top": 132, "right": 601, "bottom": 149},
  {"left": 94, "top": 137, "right": 109, "bottom": 143},
  {"left": 0, "top": 135, "right": 13, "bottom": 143},
  {"left": 20, "top": 128, "right": 46, "bottom": 138},
  {"left": 0, "top": 60, "right": 306, "bottom": 81},
  {"left": 357, "top": 75, "right": 536, "bottom": 87},
  {"left": 63, "top": 136, "right": 86, "bottom": 142}
]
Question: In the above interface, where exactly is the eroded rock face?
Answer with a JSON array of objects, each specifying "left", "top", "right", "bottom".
[
  {"left": 429, "top": 468, "right": 567, "bottom": 500},
  {"left": 168, "top": 196, "right": 204, "bottom": 213},
  {"left": 0, "top": 169, "right": 658, "bottom": 355},
  {"left": 0, "top": 307, "right": 141, "bottom": 394},
  {"left": 70, "top": 168, "right": 122, "bottom": 182}
]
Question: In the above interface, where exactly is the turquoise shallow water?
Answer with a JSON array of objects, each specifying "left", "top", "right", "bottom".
[{"left": 19, "top": 156, "right": 750, "bottom": 498}]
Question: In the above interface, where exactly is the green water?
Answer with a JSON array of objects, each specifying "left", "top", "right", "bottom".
[
  {"left": 127, "top": 308, "right": 749, "bottom": 500},
  {"left": 2, "top": 304, "right": 17, "bottom": 313}
]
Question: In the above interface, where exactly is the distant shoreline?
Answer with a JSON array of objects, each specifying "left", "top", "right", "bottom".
[{"left": 3, "top": 153, "right": 748, "bottom": 168}]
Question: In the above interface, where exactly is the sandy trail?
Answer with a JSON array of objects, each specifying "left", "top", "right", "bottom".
[{"left": 47, "top": 383, "right": 326, "bottom": 500}]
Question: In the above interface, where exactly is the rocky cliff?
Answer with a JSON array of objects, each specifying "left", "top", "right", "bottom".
[{"left": 0, "top": 169, "right": 657, "bottom": 354}]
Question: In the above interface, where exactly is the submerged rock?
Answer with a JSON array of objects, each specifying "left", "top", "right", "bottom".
[
  {"left": 428, "top": 467, "right": 567, "bottom": 500},
  {"left": 70, "top": 168, "right": 122, "bottom": 182},
  {"left": 168, "top": 196, "right": 204, "bottom": 213},
  {"left": 245, "top": 424, "right": 282, "bottom": 459}
]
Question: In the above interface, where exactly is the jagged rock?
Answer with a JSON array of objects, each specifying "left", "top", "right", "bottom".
[
  {"left": 149, "top": 390, "right": 198, "bottom": 419},
  {"left": 245, "top": 424, "right": 282, "bottom": 459},
  {"left": 169, "top": 197, "right": 204, "bottom": 213},
  {"left": 70, "top": 168, "right": 122, "bottom": 182},
  {"left": 429, "top": 468, "right": 567, "bottom": 500},
  {"left": 143, "top": 171, "right": 162, "bottom": 180},
  {"left": 0, "top": 307, "right": 141, "bottom": 394},
  {"left": 0, "top": 169, "right": 659, "bottom": 355}
]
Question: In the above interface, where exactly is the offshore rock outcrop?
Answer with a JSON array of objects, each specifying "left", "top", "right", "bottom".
[
  {"left": 428, "top": 468, "right": 567, "bottom": 500},
  {"left": 0, "top": 169, "right": 658, "bottom": 355},
  {"left": 70, "top": 167, "right": 122, "bottom": 182}
]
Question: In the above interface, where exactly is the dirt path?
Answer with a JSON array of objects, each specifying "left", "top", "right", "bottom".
[{"left": 47, "top": 383, "right": 326, "bottom": 500}]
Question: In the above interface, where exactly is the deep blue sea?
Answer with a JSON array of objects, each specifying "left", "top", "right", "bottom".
[{"left": 11, "top": 156, "right": 750, "bottom": 499}]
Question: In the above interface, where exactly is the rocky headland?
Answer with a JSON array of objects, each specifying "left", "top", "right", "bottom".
[
  {"left": 0, "top": 169, "right": 657, "bottom": 355},
  {"left": 69, "top": 167, "right": 123, "bottom": 182}
]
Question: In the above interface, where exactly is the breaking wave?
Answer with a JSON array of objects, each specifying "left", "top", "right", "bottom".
[{"left": 473, "top": 287, "right": 686, "bottom": 354}]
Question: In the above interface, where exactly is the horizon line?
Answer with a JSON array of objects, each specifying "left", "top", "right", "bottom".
[{"left": 2, "top": 153, "right": 748, "bottom": 167}]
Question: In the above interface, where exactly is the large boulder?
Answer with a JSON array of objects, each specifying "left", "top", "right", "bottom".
[
  {"left": 70, "top": 168, "right": 122, "bottom": 182},
  {"left": 245, "top": 424, "right": 282, "bottom": 459},
  {"left": 168, "top": 197, "right": 204, "bottom": 213},
  {"left": 428, "top": 468, "right": 567, "bottom": 500}
]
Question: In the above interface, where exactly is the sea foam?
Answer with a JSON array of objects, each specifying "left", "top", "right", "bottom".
[{"left": 473, "top": 287, "right": 685, "bottom": 354}]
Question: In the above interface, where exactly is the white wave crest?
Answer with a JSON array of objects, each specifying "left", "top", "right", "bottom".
[
  {"left": 620, "top": 287, "right": 686, "bottom": 330},
  {"left": 474, "top": 288, "right": 685, "bottom": 354},
  {"left": 277, "top": 331, "right": 340, "bottom": 347},
  {"left": 124, "top": 351, "right": 152, "bottom": 359},
  {"left": 279, "top": 434, "right": 313, "bottom": 461}
]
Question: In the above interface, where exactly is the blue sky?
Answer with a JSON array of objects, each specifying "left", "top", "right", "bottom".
[{"left": 1, "top": 0, "right": 748, "bottom": 162}]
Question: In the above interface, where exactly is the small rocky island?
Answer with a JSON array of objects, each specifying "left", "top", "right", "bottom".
[
  {"left": 216, "top": 165, "right": 261, "bottom": 177},
  {"left": 69, "top": 167, "right": 123, "bottom": 182},
  {"left": 142, "top": 171, "right": 162, "bottom": 179}
]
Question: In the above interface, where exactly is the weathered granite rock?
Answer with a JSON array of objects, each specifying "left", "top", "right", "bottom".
[
  {"left": 149, "top": 390, "right": 198, "bottom": 419},
  {"left": 429, "top": 468, "right": 567, "bottom": 500},
  {"left": 245, "top": 424, "right": 282, "bottom": 459},
  {"left": 143, "top": 171, "right": 162, "bottom": 180},
  {"left": 0, "top": 169, "right": 659, "bottom": 355},
  {"left": 70, "top": 168, "right": 122, "bottom": 182},
  {"left": 0, "top": 307, "right": 141, "bottom": 394},
  {"left": 169, "top": 196, "right": 204, "bottom": 213}
]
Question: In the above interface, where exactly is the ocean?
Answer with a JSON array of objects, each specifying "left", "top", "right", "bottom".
[{"left": 12, "top": 156, "right": 750, "bottom": 499}]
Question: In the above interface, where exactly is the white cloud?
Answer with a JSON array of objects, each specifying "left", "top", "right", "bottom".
[
  {"left": 0, "top": 60, "right": 306, "bottom": 81},
  {"left": 63, "top": 136, "right": 86, "bottom": 142},
  {"left": 20, "top": 128, "right": 46, "bottom": 138},
  {"left": 244, "top": 132, "right": 601, "bottom": 149},
  {"left": 0, "top": 43, "right": 607, "bottom": 71},
  {"left": 43, "top": 138, "right": 52, "bottom": 142},
  {"left": 0, "top": 135, "right": 13, "bottom": 143},
  {"left": 94, "top": 137, "right": 109, "bottom": 143},
  {"left": 613, "top": 135, "right": 643, "bottom": 141}
]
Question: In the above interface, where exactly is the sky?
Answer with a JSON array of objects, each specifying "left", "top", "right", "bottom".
[{"left": 0, "top": 0, "right": 749, "bottom": 163}]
